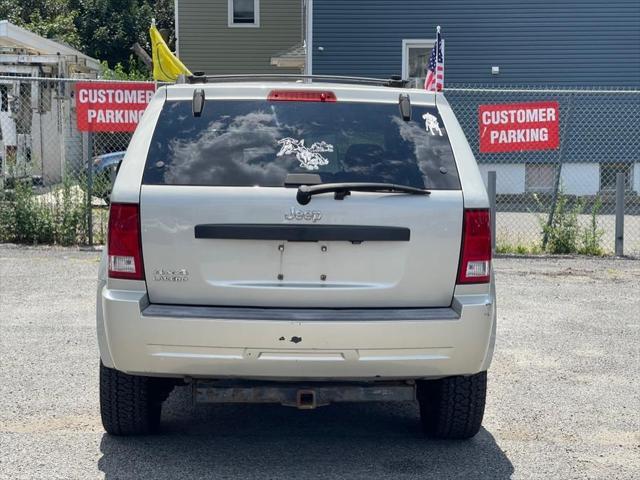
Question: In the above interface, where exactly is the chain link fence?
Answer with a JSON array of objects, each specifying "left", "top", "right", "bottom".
[
  {"left": 0, "top": 76, "right": 140, "bottom": 245},
  {"left": 0, "top": 76, "right": 639, "bottom": 256},
  {"left": 446, "top": 85, "right": 640, "bottom": 256}
]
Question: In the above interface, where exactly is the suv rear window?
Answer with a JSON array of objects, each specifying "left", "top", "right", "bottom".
[{"left": 142, "top": 100, "right": 461, "bottom": 190}]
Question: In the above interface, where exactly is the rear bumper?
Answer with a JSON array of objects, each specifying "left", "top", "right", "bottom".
[{"left": 99, "top": 286, "right": 496, "bottom": 380}]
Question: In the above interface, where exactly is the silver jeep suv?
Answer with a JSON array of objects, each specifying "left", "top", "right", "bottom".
[{"left": 97, "top": 75, "right": 496, "bottom": 439}]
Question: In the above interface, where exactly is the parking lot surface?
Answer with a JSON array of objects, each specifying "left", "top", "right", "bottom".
[{"left": 1, "top": 245, "right": 638, "bottom": 479}]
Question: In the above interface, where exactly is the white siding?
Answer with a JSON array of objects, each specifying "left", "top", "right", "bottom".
[
  {"left": 634, "top": 163, "right": 640, "bottom": 193},
  {"left": 478, "top": 163, "right": 525, "bottom": 194},
  {"left": 479, "top": 163, "right": 603, "bottom": 196},
  {"left": 560, "top": 163, "right": 599, "bottom": 195}
]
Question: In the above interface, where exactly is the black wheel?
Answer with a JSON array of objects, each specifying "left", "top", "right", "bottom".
[
  {"left": 417, "top": 371, "right": 487, "bottom": 440},
  {"left": 99, "top": 362, "right": 174, "bottom": 436}
]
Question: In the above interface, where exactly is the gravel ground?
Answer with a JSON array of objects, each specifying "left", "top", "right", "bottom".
[{"left": 0, "top": 245, "right": 638, "bottom": 479}]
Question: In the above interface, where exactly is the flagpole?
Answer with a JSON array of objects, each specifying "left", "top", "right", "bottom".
[
  {"left": 439, "top": 26, "right": 444, "bottom": 91},
  {"left": 436, "top": 25, "right": 442, "bottom": 92}
]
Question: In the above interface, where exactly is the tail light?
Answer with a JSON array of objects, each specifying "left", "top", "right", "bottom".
[
  {"left": 457, "top": 209, "right": 491, "bottom": 284},
  {"left": 267, "top": 90, "right": 337, "bottom": 102},
  {"left": 108, "top": 203, "right": 144, "bottom": 280}
]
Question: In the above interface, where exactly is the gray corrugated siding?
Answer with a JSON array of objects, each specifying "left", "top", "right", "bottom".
[
  {"left": 444, "top": 90, "right": 640, "bottom": 164},
  {"left": 178, "top": 0, "right": 302, "bottom": 74},
  {"left": 313, "top": 0, "right": 640, "bottom": 86}
]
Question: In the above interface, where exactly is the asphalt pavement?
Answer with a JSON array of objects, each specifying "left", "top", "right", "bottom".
[{"left": 0, "top": 245, "right": 638, "bottom": 479}]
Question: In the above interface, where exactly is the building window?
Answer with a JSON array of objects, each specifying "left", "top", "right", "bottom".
[
  {"left": 402, "top": 40, "right": 435, "bottom": 88},
  {"left": 600, "top": 163, "right": 633, "bottom": 191},
  {"left": 228, "top": 0, "right": 259, "bottom": 27},
  {"left": 525, "top": 163, "right": 556, "bottom": 193}
]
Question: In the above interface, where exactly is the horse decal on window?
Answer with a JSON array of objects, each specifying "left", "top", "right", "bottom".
[{"left": 276, "top": 138, "right": 334, "bottom": 171}]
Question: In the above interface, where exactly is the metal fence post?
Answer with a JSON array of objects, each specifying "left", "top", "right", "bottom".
[
  {"left": 615, "top": 172, "right": 625, "bottom": 256},
  {"left": 83, "top": 131, "right": 94, "bottom": 246},
  {"left": 488, "top": 171, "right": 497, "bottom": 254}
]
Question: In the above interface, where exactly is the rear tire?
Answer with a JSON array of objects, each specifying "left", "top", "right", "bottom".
[
  {"left": 417, "top": 371, "right": 487, "bottom": 439},
  {"left": 99, "top": 362, "right": 174, "bottom": 436}
]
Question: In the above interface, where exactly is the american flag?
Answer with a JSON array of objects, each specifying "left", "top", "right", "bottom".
[{"left": 424, "top": 26, "right": 444, "bottom": 91}]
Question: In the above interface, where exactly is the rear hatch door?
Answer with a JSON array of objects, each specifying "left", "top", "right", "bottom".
[{"left": 140, "top": 92, "right": 463, "bottom": 308}]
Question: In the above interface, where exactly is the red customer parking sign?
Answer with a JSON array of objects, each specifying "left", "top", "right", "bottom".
[
  {"left": 75, "top": 82, "right": 156, "bottom": 132},
  {"left": 478, "top": 101, "right": 560, "bottom": 153}
]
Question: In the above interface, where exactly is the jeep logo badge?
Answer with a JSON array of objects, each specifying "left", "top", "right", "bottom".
[{"left": 284, "top": 207, "right": 322, "bottom": 222}]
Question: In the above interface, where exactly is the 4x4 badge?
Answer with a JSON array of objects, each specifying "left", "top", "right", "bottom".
[
  {"left": 284, "top": 208, "right": 322, "bottom": 222},
  {"left": 153, "top": 269, "right": 189, "bottom": 282}
]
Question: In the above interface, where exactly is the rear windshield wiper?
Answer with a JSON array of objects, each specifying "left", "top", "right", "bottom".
[{"left": 296, "top": 182, "right": 431, "bottom": 205}]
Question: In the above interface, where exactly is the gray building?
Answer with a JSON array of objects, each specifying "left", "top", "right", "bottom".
[
  {"left": 310, "top": 0, "right": 640, "bottom": 87},
  {"left": 308, "top": 0, "right": 640, "bottom": 196},
  {"left": 173, "top": 1, "right": 640, "bottom": 195},
  {"left": 176, "top": 0, "right": 305, "bottom": 74}
]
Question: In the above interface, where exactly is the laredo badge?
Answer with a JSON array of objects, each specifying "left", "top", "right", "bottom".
[{"left": 154, "top": 269, "right": 189, "bottom": 282}]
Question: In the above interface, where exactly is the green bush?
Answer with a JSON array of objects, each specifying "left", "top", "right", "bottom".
[
  {"left": 579, "top": 196, "right": 605, "bottom": 256},
  {"left": 496, "top": 242, "right": 542, "bottom": 255},
  {"left": 0, "top": 179, "right": 88, "bottom": 245},
  {"left": 535, "top": 191, "right": 605, "bottom": 255},
  {"left": 0, "top": 182, "right": 54, "bottom": 244},
  {"left": 55, "top": 178, "right": 88, "bottom": 246},
  {"left": 539, "top": 192, "right": 582, "bottom": 254}
]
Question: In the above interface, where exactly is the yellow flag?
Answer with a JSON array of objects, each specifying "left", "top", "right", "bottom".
[{"left": 150, "top": 24, "right": 192, "bottom": 82}]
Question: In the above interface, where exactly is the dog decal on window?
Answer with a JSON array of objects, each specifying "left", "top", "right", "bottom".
[{"left": 422, "top": 113, "right": 443, "bottom": 136}]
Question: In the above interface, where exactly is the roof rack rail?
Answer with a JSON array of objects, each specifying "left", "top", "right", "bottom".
[{"left": 183, "top": 73, "right": 409, "bottom": 88}]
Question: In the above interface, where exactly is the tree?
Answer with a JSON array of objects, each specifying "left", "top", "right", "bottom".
[
  {"left": 0, "top": 0, "right": 82, "bottom": 48},
  {"left": 72, "top": 0, "right": 175, "bottom": 73},
  {"left": 100, "top": 59, "right": 149, "bottom": 80},
  {"left": 0, "top": 0, "right": 175, "bottom": 76}
]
